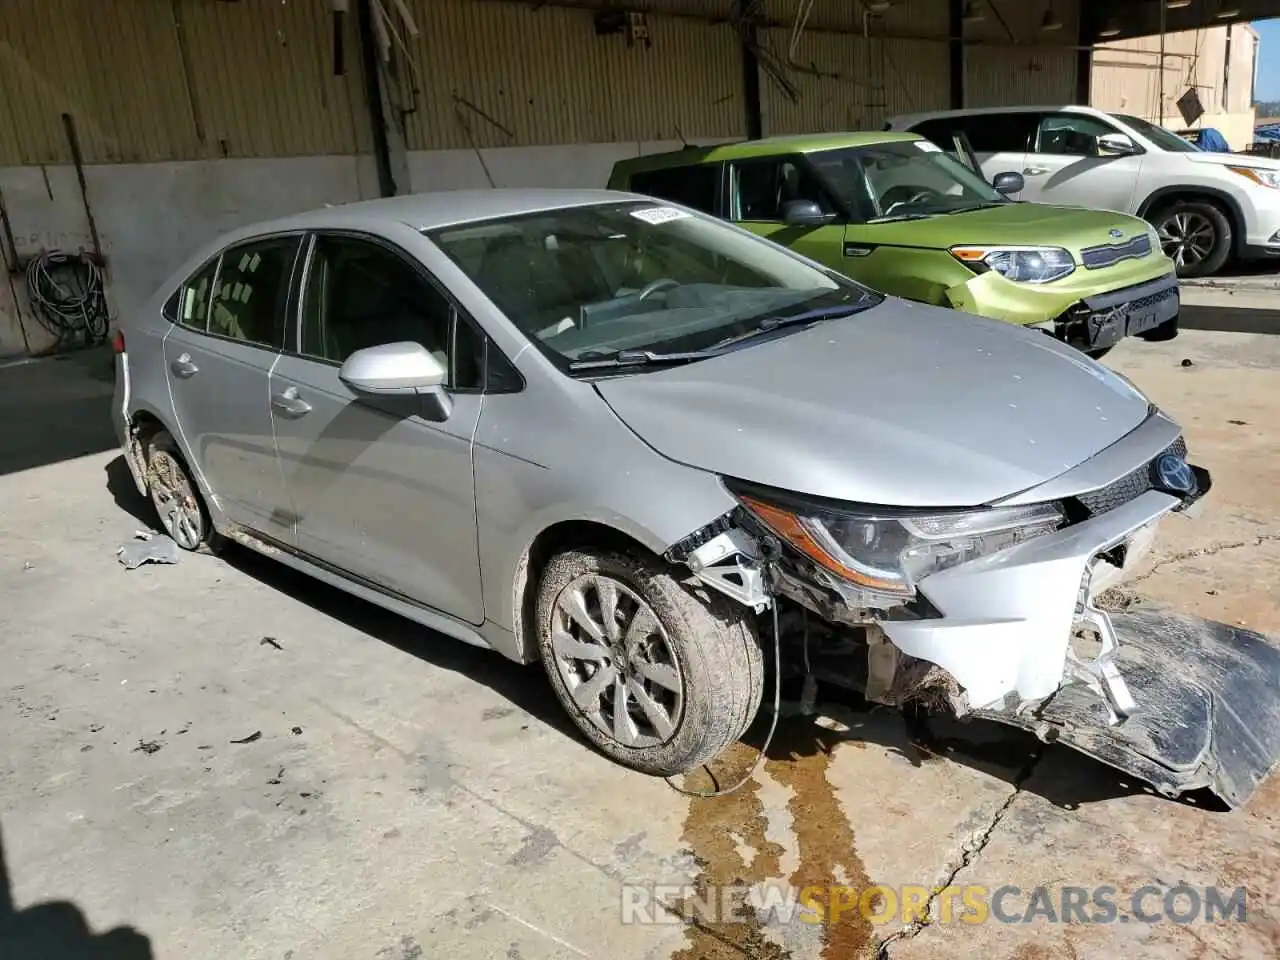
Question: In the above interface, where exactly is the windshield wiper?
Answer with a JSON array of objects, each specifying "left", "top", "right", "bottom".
[
  {"left": 710, "top": 300, "right": 874, "bottom": 350},
  {"left": 567, "top": 349, "right": 717, "bottom": 371},
  {"left": 868, "top": 212, "right": 936, "bottom": 223}
]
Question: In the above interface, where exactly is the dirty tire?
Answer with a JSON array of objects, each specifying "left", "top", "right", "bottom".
[
  {"left": 535, "top": 550, "right": 763, "bottom": 776},
  {"left": 145, "top": 429, "right": 220, "bottom": 553},
  {"left": 1151, "top": 199, "right": 1232, "bottom": 279}
]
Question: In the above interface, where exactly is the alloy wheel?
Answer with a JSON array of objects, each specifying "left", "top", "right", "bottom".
[
  {"left": 550, "top": 574, "right": 684, "bottom": 748},
  {"left": 1156, "top": 211, "right": 1216, "bottom": 269},
  {"left": 148, "top": 450, "right": 205, "bottom": 549}
]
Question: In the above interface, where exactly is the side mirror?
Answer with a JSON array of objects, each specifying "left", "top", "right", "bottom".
[
  {"left": 781, "top": 199, "right": 832, "bottom": 227},
  {"left": 1097, "top": 133, "right": 1140, "bottom": 157},
  {"left": 992, "top": 171, "right": 1025, "bottom": 195},
  {"left": 339, "top": 341, "right": 452, "bottom": 420}
]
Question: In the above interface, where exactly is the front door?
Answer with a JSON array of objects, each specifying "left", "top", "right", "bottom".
[
  {"left": 725, "top": 155, "right": 848, "bottom": 274},
  {"left": 1019, "top": 111, "right": 1143, "bottom": 213},
  {"left": 269, "top": 233, "right": 486, "bottom": 625},
  {"left": 162, "top": 234, "right": 301, "bottom": 539}
]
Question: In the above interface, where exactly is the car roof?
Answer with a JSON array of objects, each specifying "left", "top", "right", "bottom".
[
  {"left": 889, "top": 104, "right": 1105, "bottom": 126},
  {"left": 613, "top": 131, "right": 922, "bottom": 172},
  {"left": 227, "top": 188, "right": 631, "bottom": 240}
]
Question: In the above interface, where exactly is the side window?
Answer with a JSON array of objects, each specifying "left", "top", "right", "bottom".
[
  {"left": 168, "top": 258, "right": 219, "bottom": 330},
  {"left": 207, "top": 236, "right": 299, "bottom": 347},
  {"left": 300, "top": 235, "right": 456, "bottom": 383},
  {"left": 924, "top": 114, "right": 1037, "bottom": 154},
  {"left": 1033, "top": 113, "right": 1119, "bottom": 157},
  {"left": 729, "top": 157, "right": 833, "bottom": 222},
  {"left": 629, "top": 164, "right": 720, "bottom": 215}
]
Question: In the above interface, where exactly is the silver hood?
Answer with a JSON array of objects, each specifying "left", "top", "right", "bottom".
[{"left": 594, "top": 299, "right": 1152, "bottom": 508}]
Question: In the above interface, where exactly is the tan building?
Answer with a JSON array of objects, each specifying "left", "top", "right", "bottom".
[{"left": 1091, "top": 22, "right": 1260, "bottom": 150}]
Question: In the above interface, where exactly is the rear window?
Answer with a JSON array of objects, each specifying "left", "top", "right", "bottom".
[{"left": 627, "top": 163, "right": 720, "bottom": 215}]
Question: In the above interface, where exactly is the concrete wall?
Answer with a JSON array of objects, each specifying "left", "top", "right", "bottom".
[{"left": 0, "top": 139, "right": 718, "bottom": 357}]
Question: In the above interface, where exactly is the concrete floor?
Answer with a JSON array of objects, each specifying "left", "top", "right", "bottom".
[{"left": 1, "top": 327, "right": 1278, "bottom": 960}]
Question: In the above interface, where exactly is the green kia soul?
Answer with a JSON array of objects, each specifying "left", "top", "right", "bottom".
[{"left": 608, "top": 132, "right": 1179, "bottom": 356}]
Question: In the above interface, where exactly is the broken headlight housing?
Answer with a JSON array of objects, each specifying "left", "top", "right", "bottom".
[
  {"left": 950, "top": 245, "right": 1075, "bottom": 284},
  {"left": 737, "top": 493, "right": 1064, "bottom": 600}
]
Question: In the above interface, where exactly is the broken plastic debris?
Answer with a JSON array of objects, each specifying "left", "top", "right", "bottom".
[
  {"left": 117, "top": 533, "right": 180, "bottom": 569},
  {"left": 260, "top": 636, "right": 283, "bottom": 650},
  {"left": 230, "top": 731, "right": 262, "bottom": 745}
]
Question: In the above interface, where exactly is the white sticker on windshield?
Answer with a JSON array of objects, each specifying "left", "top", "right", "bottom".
[
  {"left": 630, "top": 206, "right": 691, "bottom": 225},
  {"left": 915, "top": 140, "right": 943, "bottom": 153}
]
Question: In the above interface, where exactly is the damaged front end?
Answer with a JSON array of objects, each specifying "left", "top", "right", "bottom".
[{"left": 669, "top": 441, "right": 1280, "bottom": 809}]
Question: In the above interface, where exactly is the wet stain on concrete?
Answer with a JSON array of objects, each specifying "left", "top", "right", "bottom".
[{"left": 673, "top": 718, "right": 876, "bottom": 959}]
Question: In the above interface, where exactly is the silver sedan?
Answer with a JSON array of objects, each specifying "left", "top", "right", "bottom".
[{"left": 111, "top": 189, "right": 1280, "bottom": 807}]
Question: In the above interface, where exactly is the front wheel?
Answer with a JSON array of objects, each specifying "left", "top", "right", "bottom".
[
  {"left": 1151, "top": 200, "right": 1233, "bottom": 278},
  {"left": 535, "top": 549, "right": 763, "bottom": 776}
]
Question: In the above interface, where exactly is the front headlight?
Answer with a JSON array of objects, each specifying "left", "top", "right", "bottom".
[
  {"left": 1227, "top": 165, "right": 1280, "bottom": 190},
  {"left": 950, "top": 245, "right": 1075, "bottom": 284},
  {"left": 737, "top": 494, "right": 1065, "bottom": 600}
]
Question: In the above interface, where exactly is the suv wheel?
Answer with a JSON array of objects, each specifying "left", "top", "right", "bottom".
[
  {"left": 535, "top": 549, "right": 763, "bottom": 776},
  {"left": 1151, "top": 200, "right": 1232, "bottom": 278}
]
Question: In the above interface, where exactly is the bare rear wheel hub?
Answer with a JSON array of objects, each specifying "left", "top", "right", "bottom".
[{"left": 149, "top": 450, "right": 204, "bottom": 550}]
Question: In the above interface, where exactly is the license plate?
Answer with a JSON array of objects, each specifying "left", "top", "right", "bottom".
[{"left": 1125, "top": 305, "right": 1164, "bottom": 337}]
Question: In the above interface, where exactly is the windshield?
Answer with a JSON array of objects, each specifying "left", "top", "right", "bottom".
[
  {"left": 1112, "top": 114, "right": 1202, "bottom": 153},
  {"left": 808, "top": 140, "right": 1007, "bottom": 222},
  {"left": 426, "top": 201, "right": 878, "bottom": 371}
]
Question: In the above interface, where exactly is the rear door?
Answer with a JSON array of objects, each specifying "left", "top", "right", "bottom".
[
  {"left": 724, "top": 155, "right": 847, "bottom": 272},
  {"left": 1020, "top": 111, "right": 1143, "bottom": 213},
  {"left": 269, "top": 232, "right": 486, "bottom": 625},
  {"left": 162, "top": 234, "right": 301, "bottom": 540}
]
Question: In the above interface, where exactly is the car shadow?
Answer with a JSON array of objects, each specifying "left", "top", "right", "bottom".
[
  {"left": 0, "top": 824, "right": 153, "bottom": 959},
  {"left": 215, "top": 533, "right": 586, "bottom": 747},
  {"left": 723, "top": 676, "right": 1221, "bottom": 813},
  {"left": 0, "top": 350, "right": 117, "bottom": 477},
  {"left": 103, "top": 453, "right": 1223, "bottom": 813}
]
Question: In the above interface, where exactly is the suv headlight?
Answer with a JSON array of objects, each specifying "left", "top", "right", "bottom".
[
  {"left": 951, "top": 245, "right": 1075, "bottom": 284},
  {"left": 1228, "top": 166, "right": 1280, "bottom": 190},
  {"left": 736, "top": 494, "right": 1065, "bottom": 599}
]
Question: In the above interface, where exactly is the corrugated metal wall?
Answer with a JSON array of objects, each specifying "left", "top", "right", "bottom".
[
  {"left": 0, "top": 0, "right": 371, "bottom": 166},
  {"left": 0, "top": 0, "right": 1090, "bottom": 168},
  {"left": 757, "top": 0, "right": 950, "bottom": 134},
  {"left": 963, "top": 0, "right": 1080, "bottom": 106},
  {"left": 401, "top": 0, "right": 744, "bottom": 150}
]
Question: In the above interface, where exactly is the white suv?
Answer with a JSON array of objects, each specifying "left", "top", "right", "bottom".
[{"left": 887, "top": 105, "right": 1280, "bottom": 278}]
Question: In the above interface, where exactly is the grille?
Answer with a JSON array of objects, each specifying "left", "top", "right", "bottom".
[
  {"left": 1074, "top": 436, "right": 1187, "bottom": 517},
  {"left": 1123, "top": 285, "right": 1179, "bottom": 313},
  {"left": 1081, "top": 234, "right": 1152, "bottom": 270}
]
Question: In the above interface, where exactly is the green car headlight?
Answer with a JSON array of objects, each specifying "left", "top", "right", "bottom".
[{"left": 951, "top": 245, "right": 1076, "bottom": 284}]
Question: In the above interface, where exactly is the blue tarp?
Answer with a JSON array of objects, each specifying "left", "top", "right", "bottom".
[
  {"left": 1196, "top": 127, "right": 1230, "bottom": 152},
  {"left": 1256, "top": 123, "right": 1280, "bottom": 143}
]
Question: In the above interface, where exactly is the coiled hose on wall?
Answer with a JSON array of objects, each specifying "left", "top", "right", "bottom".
[{"left": 23, "top": 249, "right": 110, "bottom": 348}]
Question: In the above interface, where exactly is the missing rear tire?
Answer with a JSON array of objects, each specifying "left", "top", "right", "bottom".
[{"left": 145, "top": 430, "right": 218, "bottom": 552}]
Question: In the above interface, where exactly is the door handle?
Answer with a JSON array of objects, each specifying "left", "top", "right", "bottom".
[
  {"left": 271, "top": 386, "right": 312, "bottom": 418},
  {"left": 170, "top": 353, "right": 199, "bottom": 378},
  {"left": 1023, "top": 166, "right": 1050, "bottom": 176}
]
